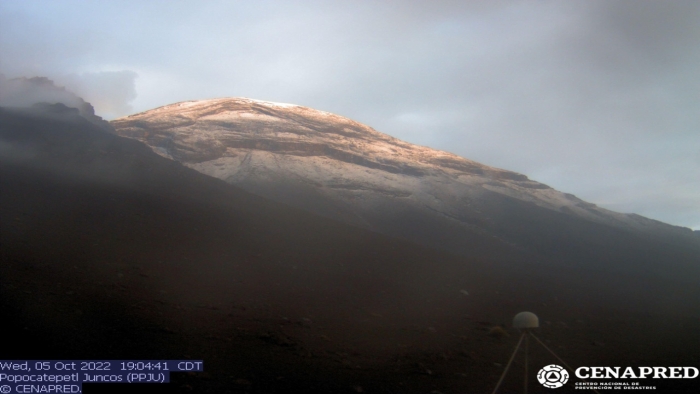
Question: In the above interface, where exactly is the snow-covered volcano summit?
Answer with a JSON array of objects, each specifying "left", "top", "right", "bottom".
[
  {"left": 114, "top": 97, "right": 528, "bottom": 179},
  {"left": 112, "top": 98, "right": 697, "bottom": 263}
]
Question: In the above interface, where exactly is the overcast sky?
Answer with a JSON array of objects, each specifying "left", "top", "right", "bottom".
[{"left": 1, "top": 0, "right": 698, "bottom": 230}]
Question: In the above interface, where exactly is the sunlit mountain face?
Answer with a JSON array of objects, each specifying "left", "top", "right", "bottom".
[
  {"left": 1, "top": 99, "right": 698, "bottom": 393},
  {"left": 113, "top": 98, "right": 700, "bottom": 276}
]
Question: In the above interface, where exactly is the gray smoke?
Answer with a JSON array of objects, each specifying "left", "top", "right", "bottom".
[
  {"left": 0, "top": 74, "right": 113, "bottom": 131},
  {"left": 57, "top": 71, "right": 138, "bottom": 119}
]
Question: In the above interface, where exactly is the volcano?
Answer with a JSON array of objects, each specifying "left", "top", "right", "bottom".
[{"left": 113, "top": 98, "right": 700, "bottom": 278}]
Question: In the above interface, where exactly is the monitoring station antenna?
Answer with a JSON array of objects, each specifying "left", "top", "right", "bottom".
[{"left": 490, "top": 312, "right": 600, "bottom": 394}]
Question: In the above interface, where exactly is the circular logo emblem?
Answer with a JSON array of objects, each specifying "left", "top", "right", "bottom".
[{"left": 537, "top": 364, "right": 569, "bottom": 389}]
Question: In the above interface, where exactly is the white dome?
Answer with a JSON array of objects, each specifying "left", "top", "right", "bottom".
[{"left": 513, "top": 311, "right": 539, "bottom": 328}]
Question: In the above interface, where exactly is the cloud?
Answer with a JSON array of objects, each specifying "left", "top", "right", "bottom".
[
  {"left": 0, "top": 74, "right": 84, "bottom": 109},
  {"left": 0, "top": 2, "right": 138, "bottom": 119},
  {"left": 0, "top": 74, "right": 112, "bottom": 131},
  {"left": 56, "top": 71, "right": 138, "bottom": 119}
]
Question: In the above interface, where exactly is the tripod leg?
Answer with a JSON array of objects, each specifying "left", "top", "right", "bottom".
[
  {"left": 490, "top": 332, "right": 525, "bottom": 394},
  {"left": 529, "top": 331, "right": 601, "bottom": 394},
  {"left": 524, "top": 333, "right": 528, "bottom": 394}
]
